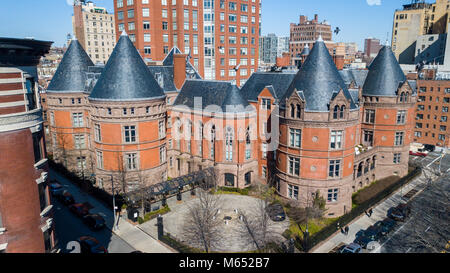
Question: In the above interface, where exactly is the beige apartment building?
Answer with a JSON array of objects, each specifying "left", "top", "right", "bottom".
[
  {"left": 392, "top": 0, "right": 450, "bottom": 64},
  {"left": 72, "top": 0, "right": 116, "bottom": 64}
]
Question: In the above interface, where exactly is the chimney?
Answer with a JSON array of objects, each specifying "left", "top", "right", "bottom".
[
  {"left": 314, "top": 14, "right": 318, "bottom": 23},
  {"left": 300, "top": 15, "right": 307, "bottom": 24},
  {"left": 173, "top": 53, "right": 187, "bottom": 90}
]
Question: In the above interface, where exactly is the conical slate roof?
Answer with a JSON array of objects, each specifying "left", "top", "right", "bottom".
[
  {"left": 47, "top": 39, "right": 94, "bottom": 92},
  {"left": 282, "top": 39, "right": 357, "bottom": 112},
  {"left": 301, "top": 44, "right": 310, "bottom": 56},
  {"left": 362, "top": 46, "right": 406, "bottom": 97},
  {"left": 163, "top": 47, "right": 183, "bottom": 66},
  {"left": 89, "top": 33, "right": 165, "bottom": 101},
  {"left": 222, "top": 85, "right": 249, "bottom": 112}
]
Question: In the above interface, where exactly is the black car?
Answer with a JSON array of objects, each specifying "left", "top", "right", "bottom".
[
  {"left": 83, "top": 214, "right": 106, "bottom": 230},
  {"left": 373, "top": 218, "right": 396, "bottom": 235},
  {"left": 266, "top": 203, "right": 286, "bottom": 222},
  {"left": 388, "top": 204, "right": 411, "bottom": 222},
  {"left": 49, "top": 183, "right": 64, "bottom": 197},
  {"left": 77, "top": 236, "right": 108, "bottom": 254},
  {"left": 354, "top": 234, "right": 374, "bottom": 249},
  {"left": 58, "top": 190, "right": 75, "bottom": 206}
]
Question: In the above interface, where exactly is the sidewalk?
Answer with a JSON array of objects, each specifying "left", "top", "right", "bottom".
[
  {"left": 50, "top": 170, "right": 175, "bottom": 253},
  {"left": 311, "top": 169, "right": 431, "bottom": 253}
]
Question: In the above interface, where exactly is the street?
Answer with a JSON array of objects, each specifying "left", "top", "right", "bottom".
[
  {"left": 51, "top": 172, "right": 136, "bottom": 253},
  {"left": 379, "top": 152, "right": 450, "bottom": 253}
]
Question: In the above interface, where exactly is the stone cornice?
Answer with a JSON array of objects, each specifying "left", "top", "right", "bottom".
[{"left": 0, "top": 109, "right": 43, "bottom": 133}]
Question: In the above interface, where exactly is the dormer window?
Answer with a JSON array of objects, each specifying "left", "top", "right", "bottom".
[
  {"left": 333, "top": 105, "right": 339, "bottom": 119},
  {"left": 290, "top": 104, "right": 295, "bottom": 118},
  {"left": 333, "top": 104, "right": 346, "bottom": 120},
  {"left": 340, "top": 105, "right": 346, "bottom": 119},
  {"left": 296, "top": 104, "right": 302, "bottom": 119},
  {"left": 261, "top": 98, "right": 271, "bottom": 110}
]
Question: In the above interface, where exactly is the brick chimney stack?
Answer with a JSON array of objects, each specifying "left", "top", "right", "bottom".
[
  {"left": 173, "top": 53, "right": 187, "bottom": 90},
  {"left": 300, "top": 15, "right": 307, "bottom": 24}
]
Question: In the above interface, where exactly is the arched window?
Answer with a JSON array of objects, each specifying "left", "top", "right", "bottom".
[
  {"left": 225, "top": 127, "right": 233, "bottom": 162},
  {"left": 333, "top": 105, "right": 340, "bottom": 119},
  {"left": 296, "top": 104, "right": 301, "bottom": 119},
  {"left": 405, "top": 92, "right": 409, "bottom": 102},
  {"left": 210, "top": 125, "right": 216, "bottom": 159},
  {"left": 225, "top": 173, "right": 235, "bottom": 187},
  {"left": 400, "top": 92, "right": 405, "bottom": 102},
  {"left": 290, "top": 104, "right": 295, "bottom": 118},
  {"left": 245, "top": 126, "right": 251, "bottom": 160},
  {"left": 340, "top": 105, "right": 346, "bottom": 119}
]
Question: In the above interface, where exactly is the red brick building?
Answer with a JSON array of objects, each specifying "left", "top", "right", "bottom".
[
  {"left": 113, "top": 0, "right": 260, "bottom": 86},
  {"left": 46, "top": 35, "right": 414, "bottom": 218},
  {"left": 413, "top": 69, "right": 450, "bottom": 148},
  {"left": 0, "top": 37, "right": 55, "bottom": 253}
]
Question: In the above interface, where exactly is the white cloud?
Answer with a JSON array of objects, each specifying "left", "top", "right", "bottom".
[{"left": 367, "top": 0, "right": 382, "bottom": 6}]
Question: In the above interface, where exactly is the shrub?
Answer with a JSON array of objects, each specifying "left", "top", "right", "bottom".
[
  {"left": 142, "top": 205, "right": 171, "bottom": 223},
  {"left": 353, "top": 176, "right": 401, "bottom": 205},
  {"left": 137, "top": 217, "right": 144, "bottom": 225}
]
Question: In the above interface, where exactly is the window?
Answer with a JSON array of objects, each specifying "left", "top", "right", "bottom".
[
  {"left": 143, "top": 21, "right": 150, "bottom": 29},
  {"left": 288, "top": 157, "right": 300, "bottom": 176},
  {"left": 160, "top": 146, "right": 167, "bottom": 164},
  {"left": 127, "top": 9, "right": 134, "bottom": 18},
  {"left": 225, "top": 127, "right": 233, "bottom": 161},
  {"left": 126, "top": 153, "right": 137, "bottom": 170},
  {"left": 397, "top": 110, "right": 406, "bottom": 124},
  {"left": 364, "top": 130, "right": 374, "bottom": 146},
  {"left": 74, "top": 135, "right": 85, "bottom": 149},
  {"left": 77, "top": 156, "right": 86, "bottom": 170},
  {"left": 395, "top": 132, "right": 404, "bottom": 146},
  {"left": 262, "top": 166, "right": 267, "bottom": 178},
  {"left": 124, "top": 126, "right": 137, "bottom": 143},
  {"left": 365, "top": 109, "right": 375, "bottom": 123},
  {"left": 393, "top": 153, "right": 401, "bottom": 164},
  {"left": 330, "top": 131, "right": 343, "bottom": 150},
  {"left": 245, "top": 172, "right": 252, "bottom": 186},
  {"left": 261, "top": 143, "right": 267, "bottom": 159},
  {"left": 50, "top": 112, "right": 55, "bottom": 126},
  {"left": 290, "top": 129, "right": 301, "bottom": 148},
  {"left": 327, "top": 189, "right": 339, "bottom": 202},
  {"left": 32, "top": 132, "right": 43, "bottom": 163},
  {"left": 288, "top": 184, "right": 299, "bottom": 200},
  {"left": 96, "top": 151, "right": 103, "bottom": 169},
  {"left": 261, "top": 98, "right": 271, "bottom": 110},
  {"left": 246, "top": 128, "right": 252, "bottom": 160},
  {"left": 72, "top": 113, "right": 83, "bottom": 127},
  {"left": 159, "top": 120, "right": 166, "bottom": 138},
  {"left": 329, "top": 160, "right": 341, "bottom": 178}
]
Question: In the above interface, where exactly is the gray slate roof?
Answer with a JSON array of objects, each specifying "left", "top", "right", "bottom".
[
  {"left": 362, "top": 46, "right": 406, "bottom": 97},
  {"left": 339, "top": 69, "right": 369, "bottom": 88},
  {"left": 173, "top": 80, "right": 250, "bottom": 112},
  {"left": 148, "top": 66, "right": 177, "bottom": 92},
  {"left": 281, "top": 40, "right": 357, "bottom": 112},
  {"left": 47, "top": 39, "right": 94, "bottom": 92},
  {"left": 240, "top": 72, "right": 297, "bottom": 102},
  {"left": 89, "top": 34, "right": 165, "bottom": 101}
]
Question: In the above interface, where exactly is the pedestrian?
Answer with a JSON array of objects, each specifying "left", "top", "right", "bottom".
[
  {"left": 341, "top": 227, "right": 345, "bottom": 234},
  {"left": 368, "top": 208, "right": 373, "bottom": 217},
  {"left": 345, "top": 226, "right": 349, "bottom": 235}
]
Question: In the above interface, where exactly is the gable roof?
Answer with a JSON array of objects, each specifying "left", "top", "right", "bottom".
[
  {"left": 240, "top": 72, "right": 297, "bottom": 102},
  {"left": 362, "top": 46, "right": 407, "bottom": 97},
  {"left": 173, "top": 80, "right": 250, "bottom": 112},
  {"left": 89, "top": 33, "right": 165, "bottom": 101},
  {"left": 281, "top": 39, "right": 357, "bottom": 112},
  {"left": 47, "top": 39, "right": 94, "bottom": 92}
]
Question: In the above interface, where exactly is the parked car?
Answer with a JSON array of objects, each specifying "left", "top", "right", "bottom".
[
  {"left": 83, "top": 214, "right": 106, "bottom": 230},
  {"left": 266, "top": 203, "right": 286, "bottom": 222},
  {"left": 69, "top": 203, "right": 90, "bottom": 217},
  {"left": 354, "top": 235, "right": 375, "bottom": 249},
  {"left": 365, "top": 225, "right": 384, "bottom": 240},
  {"left": 58, "top": 190, "right": 75, "bottom": 206},
  {"left": 409, "top": 151, "right": 427, "bottom": 157},
  {"left": 49, "top": 183, "right": 64, "bottom": 196},
  {"left": 76, "top": 236, "right": 108, "bottom": 254},
  {"left": 340, "top": 243, "right": 362, "bottom": 253},
  {"left": 373, "top": 218, "right": 396, "bottom": 235},
  {"left": 388, "top": 203, "right": 411, "bottom": 222}
]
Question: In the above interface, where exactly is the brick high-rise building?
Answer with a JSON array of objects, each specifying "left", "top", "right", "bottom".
[
  {"left": 364, "top": 38, "right": 382, "bottom": 59},
  {"left": 113, "top": 0, "right": 261, "bottom": 87},
  {"left": 414, "top": 68, "right": 450, "bottom": 148},
  {"left": 0, "top": 37, "right": 55, "bottom": 253},
  {"left": 73, "top": 0, "right": 116, "bottom": 64}
]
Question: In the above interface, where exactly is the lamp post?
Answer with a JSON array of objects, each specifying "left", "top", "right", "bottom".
[{"left": 111, "top": 175, "right": 117, "bottom": 231}]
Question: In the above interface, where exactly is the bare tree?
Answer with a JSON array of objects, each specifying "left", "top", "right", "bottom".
[
  {"left": 56, "top": 132, "right": 70, "bottom": 167},
  {"left": 116, "top": 152, "right": 127, "bottom": 194},
  {"left": 182, "top": 190, "right": 222, "bottom": 253},
  {"left": 238, "top": 198, "right": 271, "bottom": 252}
]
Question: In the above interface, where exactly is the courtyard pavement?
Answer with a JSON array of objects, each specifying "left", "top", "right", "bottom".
[{"left": 139, "top": 193, "right": 290, "bottom": 252}]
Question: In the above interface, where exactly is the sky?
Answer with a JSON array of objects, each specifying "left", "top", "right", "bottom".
[{"left": 0, "top": 0, "right": 410, "bottom": 50}]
